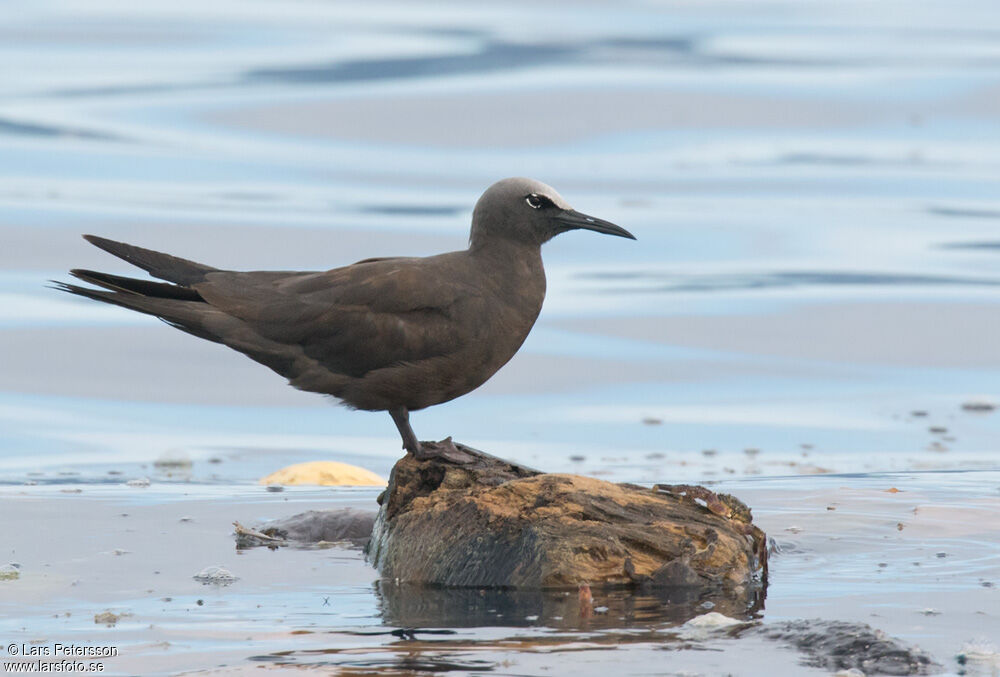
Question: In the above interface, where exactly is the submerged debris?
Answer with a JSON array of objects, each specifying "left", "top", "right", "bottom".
[
  {"left": 93, "top": 611, "right": 127, "bottom": 626},
  {"left": 961, "top": 400, "right": 996, "bottom": 413},
  {"left": 956, "top": 639, "right": 1000, "bottom": 671},
  {"left": 760, "top": 619, "right": 937, "bottom": 675},
  {"left": 0, "top": 562, "right": 21, "bottom": 581},
  {"left": 235, "top": 509, "right": 376, "bottom": 550},
  {"left": 193, "top": 566, "right": 238, "bottom": 586},
  {"left": 682, "top": 611, "right": 745, "bottom": 632},
  {"left": 154, "top": 450, "right": 192, "bottom": 469}
]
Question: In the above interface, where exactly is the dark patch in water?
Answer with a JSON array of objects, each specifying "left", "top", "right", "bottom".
[
  {"left": 361, "top": 205, "right": 464, "bottom": 217},
  {"left": 929, "top": 206, "right": 1000, "bottom": 220},
  {"left": 779, "top": 153, "right": 888, "bottom": 166},
  {"left": 0, "top": 117, "right": 120, "bottom": 141},
  {"left": 244, "top": 35, "right": 833, "bottom": 87},
  {"left": 758, "top": 619, "right": 938, "bottom": 674},
  {"left": 578, "top": 270, "right": 1000, "bottom": 293},
  {"left": 939, "top": 241, "right": 1000, "bottom": 250},
  {"left": 247, "top": 42, "right": 577, "bottom": 84}
]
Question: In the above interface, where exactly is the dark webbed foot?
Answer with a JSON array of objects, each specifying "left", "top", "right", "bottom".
[{"left": 411, "top": 437, "right": 475, "bottom": 464}]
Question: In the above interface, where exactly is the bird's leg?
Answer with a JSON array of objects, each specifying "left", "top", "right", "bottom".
[{"left": 389, "top": 407, "right": 422, "bottom": 457}]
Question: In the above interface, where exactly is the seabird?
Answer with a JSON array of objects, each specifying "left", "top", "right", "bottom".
[{"left": 56, "top": 177, "right": 635, "bottom": 457}]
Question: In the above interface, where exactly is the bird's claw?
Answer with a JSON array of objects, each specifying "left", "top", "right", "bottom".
[{"left": 409, "top": 437, "right": 476, "bottom": 464}]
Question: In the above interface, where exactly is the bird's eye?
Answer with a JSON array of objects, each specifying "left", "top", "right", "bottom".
[{"left": 526, "top": 194, "right": 544, "bottom": 209}]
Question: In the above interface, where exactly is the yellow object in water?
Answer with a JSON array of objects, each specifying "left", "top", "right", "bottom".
[{"left": 259, "top": 461, "right": 386, "bottom": 487}]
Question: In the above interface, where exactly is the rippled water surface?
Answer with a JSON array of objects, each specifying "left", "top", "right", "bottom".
[{"left": 2, "top": 1, "right": 999, "bottom": 675}]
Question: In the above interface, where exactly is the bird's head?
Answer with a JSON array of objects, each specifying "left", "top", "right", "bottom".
[{"left": 469, "top": 177, "right": 635, "bottom": 249}]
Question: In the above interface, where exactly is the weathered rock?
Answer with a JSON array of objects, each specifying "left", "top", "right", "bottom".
[
  {"left": 236, "top": 508, "right": 377, "bottom": 549},
  {"left": 367, "top": 440, "right": 767, "bottom": 590}
]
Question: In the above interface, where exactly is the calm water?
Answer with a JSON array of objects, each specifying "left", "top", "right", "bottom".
[{"left": 2, "top": 0, "right": 999, "bottom": 674}]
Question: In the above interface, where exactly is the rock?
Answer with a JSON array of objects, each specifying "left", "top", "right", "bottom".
[
  {"left": 193, "top": 565, "right": 238, "bottom": 585},
  {"left": 235, "top": 508, "right": 377, "bottom": 549},
  {"left": 153, "top": 450, "right": 192, "bottom": 468},
  {"left": 93, "top": 611, "right": 121, "bottom": 625},
  {"left": 259, "top": 461, "right": 385, "bottom": 487},
  {"left": 367, "top": 440, "right": 767, "bottom": 590},
  {"left": 760, "top": 619, "right": 937, "bottom": 675},
  {"left": 0, "top": 563, "right": 21, "bottom": 581}
]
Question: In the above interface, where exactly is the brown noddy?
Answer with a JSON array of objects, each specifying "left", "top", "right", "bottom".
[{"left": 55, "top": 177, "right": 635, "bottom": 457}]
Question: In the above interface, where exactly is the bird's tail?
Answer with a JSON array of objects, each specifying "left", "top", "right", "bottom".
[
  {"left": 81, "top": 234, "right": 218, "bottom": 286},
  {"left": 52, "top": 267, "right": 222, "bottom": 343}
]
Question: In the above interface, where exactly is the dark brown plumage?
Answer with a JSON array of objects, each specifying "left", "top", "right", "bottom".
[{"left": 56, "top": 177, "right": 634, "bottom": 456}]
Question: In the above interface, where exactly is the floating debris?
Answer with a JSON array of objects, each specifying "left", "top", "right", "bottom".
[
  {"left": 125, "top": 478, "right": 151, "bottom": 488},
  {"left": 93, "top": 611, "right": 124, "bottom": 626},
  {"left": 0, "top": 563, "right": 21, "bottom": 581},
  {"left": 680, "top": 612, "right": 746, "bottom": 639},
  {"left": 193, "top": 566, "right": 238, "bottom": 585},
  {"left": 957, "top": 639, "right": 1000, "bottom": 671},
  {"left": 153, "top": 450, "right": 192, "bottom": 468},
  {"left": 641, "top": 417, "right": 662, "bottom": 425},
  {"left": 961, "top": 400, "right": 996, "bottom": 413},
  {"left": 760, "top": 619, "right": 937, "bottom": 674}
]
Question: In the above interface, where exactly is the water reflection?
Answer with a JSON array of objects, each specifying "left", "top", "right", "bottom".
[
  {"left": 246, "top": 583, "right": 764, "bottom": 673},
  {"left": 374, "top": 581, "right": 763, "bottom": 630}
]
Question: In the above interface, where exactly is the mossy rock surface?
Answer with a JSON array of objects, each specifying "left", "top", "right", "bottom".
[{"left": 367, "top": 441, "right": 767, "bottom": 590}]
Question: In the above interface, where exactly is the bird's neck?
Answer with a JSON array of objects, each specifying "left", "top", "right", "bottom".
[
  {"left": 469, "top": 235, "right": 542, "bottom": 269},
  {"left": 468, "top": 236, "right": 546, "bottom": 301}
]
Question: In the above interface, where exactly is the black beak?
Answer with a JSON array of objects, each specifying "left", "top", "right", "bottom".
[{"left": 554, "top": 209, "right": 636, "bottom": 240}]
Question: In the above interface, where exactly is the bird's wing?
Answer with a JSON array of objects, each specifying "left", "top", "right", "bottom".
[{"left": 193, "top": 255, "right": 484, "bottom": 378}]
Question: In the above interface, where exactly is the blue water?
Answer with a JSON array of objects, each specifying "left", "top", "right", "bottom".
[{"left": 2, "top": 1, "right": 1000, "bottom": 674}]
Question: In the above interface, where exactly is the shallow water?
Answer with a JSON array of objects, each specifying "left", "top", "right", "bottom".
[{"left": 2, "top": 0, "right": 999, "bottom": 675}]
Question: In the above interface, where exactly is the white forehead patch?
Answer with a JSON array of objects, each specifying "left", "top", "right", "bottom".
[{"left": 521, "top": 179, "right": 572, "bottom": 210}]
